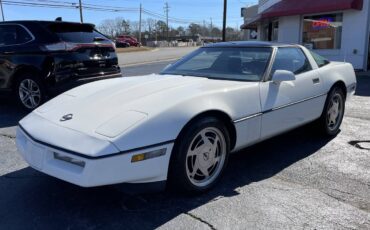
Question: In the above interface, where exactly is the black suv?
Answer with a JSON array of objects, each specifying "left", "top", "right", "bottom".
[{"left": 0, "top": 20, "right": 121, "bottom": 110}]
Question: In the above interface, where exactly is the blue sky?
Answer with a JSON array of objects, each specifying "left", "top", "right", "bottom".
[{"left": 2, "top": 0, "right": 258, "bottom": 28}]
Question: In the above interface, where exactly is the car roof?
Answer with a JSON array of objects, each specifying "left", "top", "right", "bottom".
[{"left": 204, "top": 41, "right": 298, "bottom": 48}]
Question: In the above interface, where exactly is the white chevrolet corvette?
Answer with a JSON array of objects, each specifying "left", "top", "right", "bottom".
[{"left": 16, "top": 42, "right": 356, "bottom": 193}]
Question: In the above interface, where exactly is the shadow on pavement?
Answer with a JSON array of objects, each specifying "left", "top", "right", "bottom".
[
  {"left": 0, "top": 95, "right": 28, "bottom": 129},
  {"left": 0, "top": 124, "right": 335, "bottom": 229},
  {"left": 355, "top": 73, "right": 370, "bottom": 97}
]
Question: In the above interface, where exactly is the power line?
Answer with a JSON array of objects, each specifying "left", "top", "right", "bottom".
[{"left": 1, "top": 0, "right": 241, "bottom": 31}]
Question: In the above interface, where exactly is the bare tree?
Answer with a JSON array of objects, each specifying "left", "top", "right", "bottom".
[{"left": 98, "top": 19, "right": 116, "bottom": 38}]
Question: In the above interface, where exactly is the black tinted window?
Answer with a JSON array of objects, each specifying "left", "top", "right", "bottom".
[
  {"left": 271, "top": 48, "right": 312, "bottom": 75},
  {"left": 0, "top": 25, "right": 32, "bottom": 46},
  {"left": 47, "top": 23, "right": 107, "bottom": 43}
]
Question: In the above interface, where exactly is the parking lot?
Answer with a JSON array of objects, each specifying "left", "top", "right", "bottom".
[{"left": 0, "top": 63, "right": 369, "bottom": 229}]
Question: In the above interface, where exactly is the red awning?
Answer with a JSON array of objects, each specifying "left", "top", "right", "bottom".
[{"left": 261, "top": 0, "right": 363, "bottom": 18}]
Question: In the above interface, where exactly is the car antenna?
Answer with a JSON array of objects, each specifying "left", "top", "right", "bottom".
[{"left": 55, "top": 17, "right": 62, "bottom": 21}]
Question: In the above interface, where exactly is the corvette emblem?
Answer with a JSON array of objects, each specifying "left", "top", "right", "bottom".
[{"left": 60, "top": 114, "right": 73, "bottom": 122}]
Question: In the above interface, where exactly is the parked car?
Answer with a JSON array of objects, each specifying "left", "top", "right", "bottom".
[
  {"left": 16, "top": 41, "right": 356, "bottom": 193},
  {"left": 116, "top": 35, "right": 141, "bottom": 47},
  {"left": 115, "top": 39, "right": 130, "bottom": 48},
  {"left": 0, "top": 20, "right": 121, "bottom": 110}
]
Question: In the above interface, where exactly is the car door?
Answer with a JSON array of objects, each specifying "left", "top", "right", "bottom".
[{"left": 259, "top": 47, "right": 327, "bottom": 139}]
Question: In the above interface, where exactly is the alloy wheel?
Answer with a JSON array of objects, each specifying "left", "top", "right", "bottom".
[
  {"left": 18, "top": 79, "right": 42, "bottom": 109},
  {"left": 326, "top": 92, "right": 344, "bottom": 132},
  {"left": 185, "top": 127, "right": 227, "bottom": 187}
]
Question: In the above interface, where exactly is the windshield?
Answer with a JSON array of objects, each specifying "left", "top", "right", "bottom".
[{"left": 160, "top": 47, "right": 272, "bottom": 81}]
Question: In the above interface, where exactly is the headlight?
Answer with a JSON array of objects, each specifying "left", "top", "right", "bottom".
[{"left": 54, "top": 152, "right": 85, "bottom": 168}]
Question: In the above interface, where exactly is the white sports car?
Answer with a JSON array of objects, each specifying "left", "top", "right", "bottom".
[{"left": 16, "top": 42, "right": 357, "bottom": 193}]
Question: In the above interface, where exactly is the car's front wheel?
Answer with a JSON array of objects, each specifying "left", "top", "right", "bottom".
[
  {"left": 169, "top": 117, "right": 230, "bottom": 193},
  {"left": 15, "top": 73, "right": 46, "bottom": 111}
]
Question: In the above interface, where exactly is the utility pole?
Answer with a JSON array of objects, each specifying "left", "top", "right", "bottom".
[
  {"left": 0, "top": 0, "right": 5, "bottom": 21},
  {"left": 139, "top": 3, "right": 142, "bottom": 44},
  {"left": 164, "top": 2, "right": 169, "bottom": 42},
  {"left": 79, "top": 0, "right": 83, "bottom": 23},
  {"left": 210, "top": 17, "right": 213, "bottom": 39},
  {"left": 222, "top": 0, "right": 227, "bottom": 42}
]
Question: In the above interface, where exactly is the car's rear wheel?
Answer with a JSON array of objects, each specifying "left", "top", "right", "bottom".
[
  {"left": 169, "top": 117, "right": 230, "bottom": 193},
  {"left": 15, "top": 73, "right": 46, "bottom": 111},
  {"left": 318, "top": 86, "right": 345, "bottom": 136}
]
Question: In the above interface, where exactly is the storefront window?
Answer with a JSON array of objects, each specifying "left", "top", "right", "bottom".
[
  {"left": 272, "top": 20, "right": 279, "bottom": 41},
  {"left": 302, "top": 13, "right": 343, "bottom": 50},
  {"left": 262, "top": 20, "right": 279, "bottom": 42}
]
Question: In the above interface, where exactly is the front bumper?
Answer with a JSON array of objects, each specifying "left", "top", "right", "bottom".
[{"left": 16, "top": 126, "right": 174, "bottom": 187}]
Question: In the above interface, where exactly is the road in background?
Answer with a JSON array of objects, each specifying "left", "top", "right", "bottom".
[
  {"left": 123, "top": 61, "right": 171, "bottom": 77},
  {"left": 118, "top": 47, "right": 197, "bottom": 67}
]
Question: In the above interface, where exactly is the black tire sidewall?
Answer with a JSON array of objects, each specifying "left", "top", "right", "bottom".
[
  {"left": 15, "top": 73, "right": 46, "bottom": 111},
  {"left": 321, "top": 87, "right": 345, "bottom": 136},
  {"left": 169, "top": 117, "right": 230, "bottom": 193}
]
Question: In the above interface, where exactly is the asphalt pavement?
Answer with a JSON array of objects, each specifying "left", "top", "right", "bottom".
[
  {"left": 117, "top": 47, "right": 197, "bottom": 67},
  {"left": 0, "top": 63, "right": 369, "bottom": 229}
]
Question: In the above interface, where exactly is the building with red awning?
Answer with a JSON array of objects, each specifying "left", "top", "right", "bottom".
[{"left": 241, "top": 0, "right": 370, "bottom": 71}]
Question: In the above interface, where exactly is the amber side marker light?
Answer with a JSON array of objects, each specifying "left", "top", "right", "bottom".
[{"left": 131, "top": 149, "right": 167, "bottom": 163}]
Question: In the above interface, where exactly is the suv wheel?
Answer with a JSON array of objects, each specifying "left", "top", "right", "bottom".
[{"left": 15, "top": 73, "right": 45, "bottom": 111}]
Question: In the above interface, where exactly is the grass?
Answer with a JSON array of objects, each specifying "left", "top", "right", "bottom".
[{"left": 116, "top": 46, "right": 154, "bottom": 53}]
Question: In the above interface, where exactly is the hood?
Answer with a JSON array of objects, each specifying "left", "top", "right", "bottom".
[{"left": 34, "top": 74, "right": 250, "bottom": 139}]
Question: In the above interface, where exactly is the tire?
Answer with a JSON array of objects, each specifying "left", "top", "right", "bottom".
[
  {"left": 15, "top": 73, "right": 46, "bottom": 111},
  {"left": 317, "top": 86, "right": 345, "bottom": 136},
  {"left": 169, "top": 117, "right": 230, "bottom": 193}
]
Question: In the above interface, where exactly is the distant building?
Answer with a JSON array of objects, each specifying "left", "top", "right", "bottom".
[
  {"left": 241, "top": 5, "right": 259, "bottom": 40},
  {"left": 241, "top": 0, "right": 370, "bottom": 71}
]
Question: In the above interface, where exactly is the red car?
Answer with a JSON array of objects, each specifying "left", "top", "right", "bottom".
[{"left": 116, "top": 35, "right": 141, "bottom": 47}]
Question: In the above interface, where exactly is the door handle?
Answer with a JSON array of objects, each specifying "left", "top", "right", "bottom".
[{"left": 312, "top": 78, "right": 320, "bottom": 84}]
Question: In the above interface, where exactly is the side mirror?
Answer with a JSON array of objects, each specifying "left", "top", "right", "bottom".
[{"left": 272, "top": 70, "right": 296, "bottom": 84}]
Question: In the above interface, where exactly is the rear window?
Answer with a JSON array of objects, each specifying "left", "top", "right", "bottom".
[
  {"left": 310, "top": 50, "right": 330, "bottom": 67},
  {"left": 47, "top": 23, "right": 108, "bottom": 43}
]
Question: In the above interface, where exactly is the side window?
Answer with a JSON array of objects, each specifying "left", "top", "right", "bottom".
[
  {"left": 16, "top": 26, "right": 33, "bottom": 44},
  {"left": 310, "top": 50, "right": 330, "bottom": 67},
  {"left": 271, "top": 47, "right": 312, "bottom": 76},
  {"left": 0, "top": 25, "right": 17, "bottom": 46},
  {"left": 0, "top": 25, "right": 32, "bottom": 46}
]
